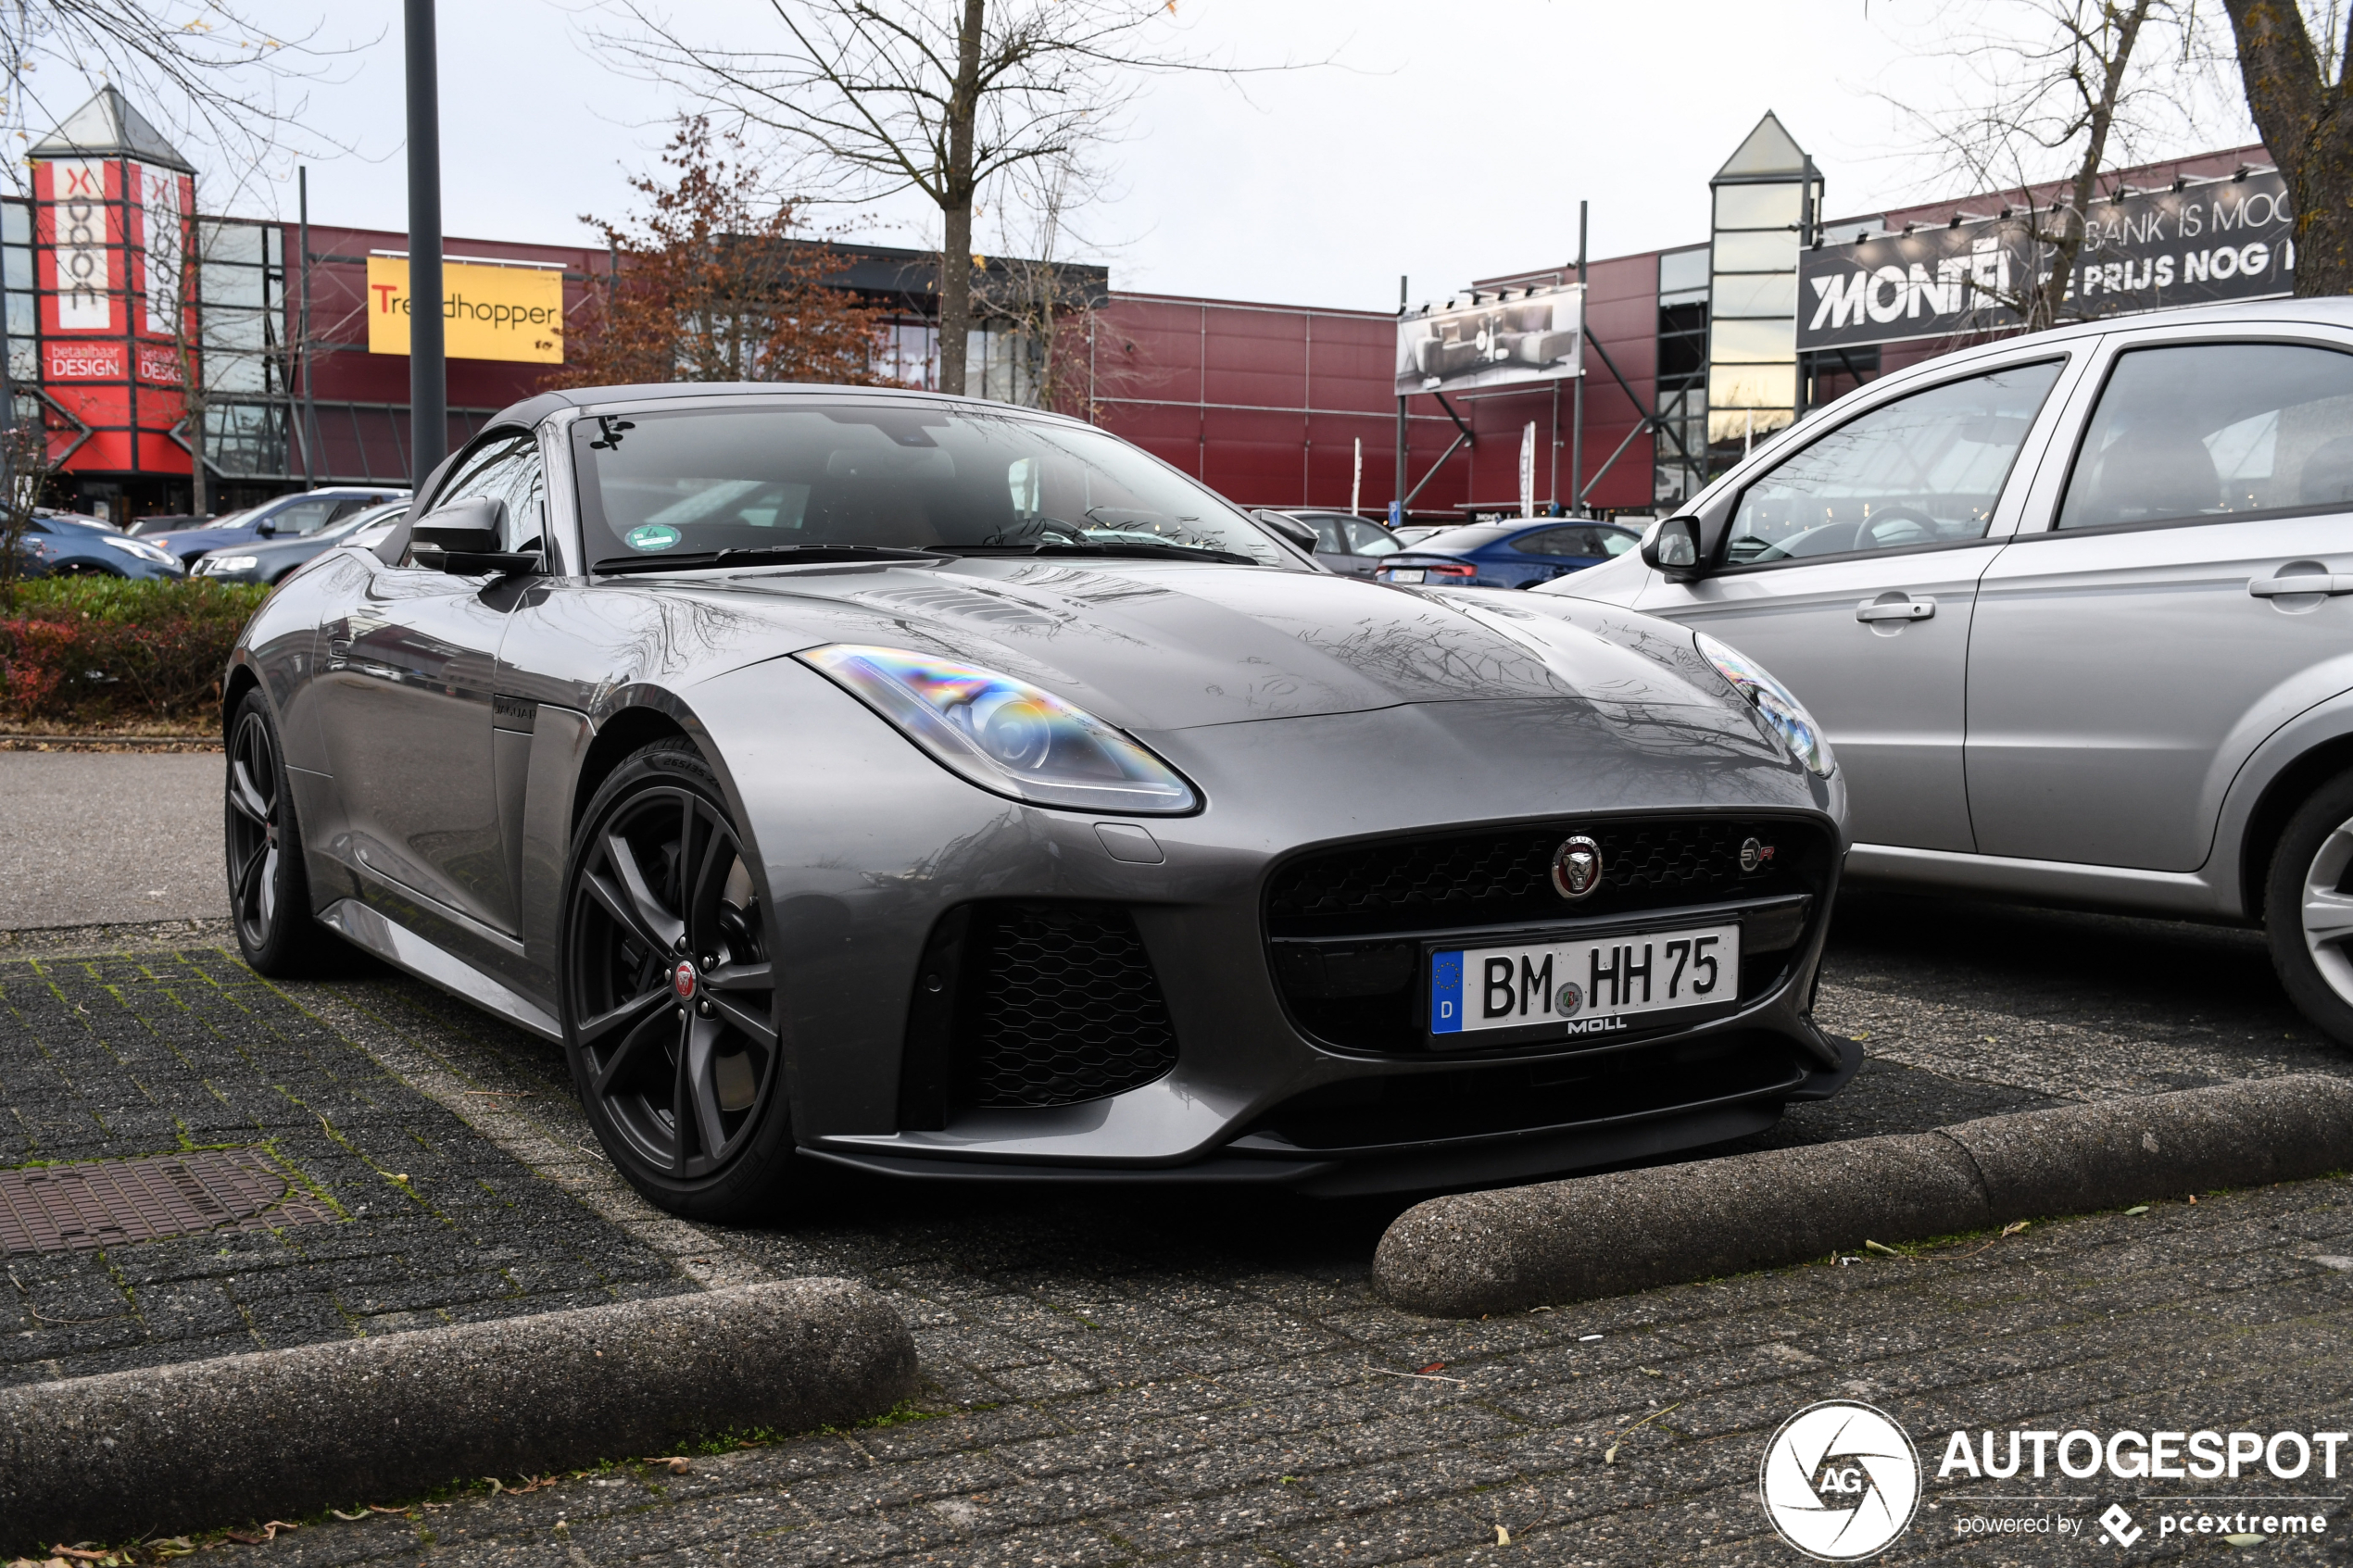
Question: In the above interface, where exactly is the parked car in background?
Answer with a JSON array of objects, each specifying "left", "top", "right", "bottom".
[
  {"left": 144, "top": 486, "right": 407, "bottom": 570},
  {"left": 1375, "top": 520, "right": 1642, "bottom": 589},
  {"left": 1252, "top": 508, "right": 1403, "bottom": 576},
  {"left": 14, "top": 509, "right": 184, "bottom": 578},
  {"left": 1544, "top": 296, "right": 2353, "bottom": 1047},
  {"left": 194, "top": 500, "right": 409, "bottom": 585}
]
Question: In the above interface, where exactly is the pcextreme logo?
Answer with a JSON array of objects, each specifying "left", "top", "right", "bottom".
[{"left": 1759, "top": 1400, "right": 1922, "bottom": 1561}]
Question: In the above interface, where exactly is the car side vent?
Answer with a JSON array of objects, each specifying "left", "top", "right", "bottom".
[{"left": 898, "top": 900, "right": 1177, "bottom": 1124}]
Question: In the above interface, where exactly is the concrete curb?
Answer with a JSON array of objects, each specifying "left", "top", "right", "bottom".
[
  {"left": 1374, "top": 1073, "right": 2353, "bottom": 1318},
  {"left": 0, "top": 1276, "right": 920, "bottom": 1553}
]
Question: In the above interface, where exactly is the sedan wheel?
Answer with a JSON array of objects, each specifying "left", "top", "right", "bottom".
[
  {"left": 224, "top": 690, "right": 338, "bottom": 975},
  {"left": 2264, "top": 771, "right": 2353, "bottom": 1046},
  {"left": 563, "top": 739, "right": 793, "bottom": 1217}
]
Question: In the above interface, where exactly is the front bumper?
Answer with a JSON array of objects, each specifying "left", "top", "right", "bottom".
[{"left": 688, "top": 659, "right": 1851, "bottom": 1188}]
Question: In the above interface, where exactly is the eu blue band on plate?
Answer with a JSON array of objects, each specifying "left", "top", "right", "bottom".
[{"left": 1429, "top": 949, "right": 1463, "bottom": 1034}]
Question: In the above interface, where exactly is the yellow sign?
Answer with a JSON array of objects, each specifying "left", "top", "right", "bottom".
[{"left": 366, "top": 257, "right": 564, "bottom": 363}]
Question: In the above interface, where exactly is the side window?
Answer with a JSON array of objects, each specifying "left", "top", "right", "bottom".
[
  {"left": 1594, "top": 527, "right": 1638, "bottom": 557},
  {"left": 1302, "top": 516, "right": 1344, "bottom": 552},
  {"left": 2057, "top": 343, "right": 2353, "bottom": 530},
  {"left": 1726, "top": 359, "right": 2064, "bottom": 566},
  {"left": 430, "top": 433, "right": 544, "bottom": 551},
  {"left": 1343, "top": 520, "right": 1399, "bottom": 557},
  {"left": 271, "top": 499, "right": 340, "bottom": 536},
  {"left": 1514, "top": 527, "right": 1591, "bottom": 558}
]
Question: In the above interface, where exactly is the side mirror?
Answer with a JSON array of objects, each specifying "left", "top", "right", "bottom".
[
  {"left": 1254, "top": 510, "right": 1319, "bottom": 552},
  {"left": 1641, "top": 517, "right": 1705, "bottom": 580},
  {"left": 410, "top": 496, "right": 537, "bottom": 574},
  {"left": 254, "top": 519, "right": 277, "bottom": 537}
]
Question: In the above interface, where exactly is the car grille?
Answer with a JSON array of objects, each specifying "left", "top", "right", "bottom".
[
  {"left": 1265, "top": 814, "right": 1834, "bottom": 1055},
  {"left": 958, "top": 901, "right": 1177, "bottom": 1110}
]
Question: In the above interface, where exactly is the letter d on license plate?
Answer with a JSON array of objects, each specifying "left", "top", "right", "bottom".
[{"left": 1428, "top": 922, "right": 1740, "bottom": 1041}]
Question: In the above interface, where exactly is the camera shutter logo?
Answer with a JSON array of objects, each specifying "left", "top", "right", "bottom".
[{"left": 1758, "top": 1400, "right": 1921, "bottom": 1561}]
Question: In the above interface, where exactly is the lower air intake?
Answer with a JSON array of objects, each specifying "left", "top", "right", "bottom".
[{"left": 964, "top": 901, "right": 1177, "bottom": 1109}]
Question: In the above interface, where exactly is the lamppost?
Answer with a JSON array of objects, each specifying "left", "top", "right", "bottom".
[{"left": 405, "top": 0, "right": 446, "bottom": 484}]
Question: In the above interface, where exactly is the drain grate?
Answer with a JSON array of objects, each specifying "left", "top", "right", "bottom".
[{"left": 0, "top": 1148, "right": 335, "bottom": 1255}]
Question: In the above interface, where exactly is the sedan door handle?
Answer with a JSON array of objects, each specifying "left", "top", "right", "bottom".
[
  {"left": 1856, "top": 598, "right": 1935, "bottom": 622},
  {"left": 2249, "top": 573, "right": 2353, "bottom": 597}
]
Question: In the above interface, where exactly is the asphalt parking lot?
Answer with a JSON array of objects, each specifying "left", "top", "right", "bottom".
[{"left": 6, "top": 755, "right": 2352, "bottom": 1565}]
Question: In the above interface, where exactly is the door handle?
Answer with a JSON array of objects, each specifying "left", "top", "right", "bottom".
[
  {"left": 2249, "top": 573, "right": 2353, "bottom": 597},
  {"left": 1856, "top": 598, "right": 1935, "bottom": 622}
]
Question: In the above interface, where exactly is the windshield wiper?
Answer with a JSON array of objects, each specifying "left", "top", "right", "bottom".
[
  {"left": 939, "top": 541, "right": 1261, "bottom": 567},
  {"left": 592, "top": 545, "right": 943, "bottom": 575}
]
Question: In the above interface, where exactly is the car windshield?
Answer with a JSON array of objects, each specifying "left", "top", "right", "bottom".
[{"left": 572, "top": 402, "right": 1290, "bottom": 569}]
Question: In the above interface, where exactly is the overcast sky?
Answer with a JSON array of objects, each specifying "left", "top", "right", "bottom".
[{"left": 53, "top": 0, "right": 2257, "bottom": 314}]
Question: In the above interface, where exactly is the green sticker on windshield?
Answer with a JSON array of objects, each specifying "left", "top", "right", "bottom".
[{"left": 625, "top": 523, "right": 680, "bottom": 552}]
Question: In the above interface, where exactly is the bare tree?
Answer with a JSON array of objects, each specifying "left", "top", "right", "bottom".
[
  {"left": 967, "top": 156, "right": 1105, "bottom": 412},
  {"left": 0, "top": 3, "right": 353, "bottom": 197},
  {"left": 2222, "top": 2, "right": 2353, "bottom": 294},
  {"left": 585, "top": 1, "right": 1287, "bottom": 396},
  {"left": 1888, "top": 0, "right": 2208, "bottom": 328}
]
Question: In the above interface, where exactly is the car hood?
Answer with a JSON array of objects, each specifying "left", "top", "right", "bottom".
[
  {"left": 147, "top": 525, "right": 252, "bottom": 555},
  {"left": 650, "top": 556, "right": 1734, "bottom": 734}
]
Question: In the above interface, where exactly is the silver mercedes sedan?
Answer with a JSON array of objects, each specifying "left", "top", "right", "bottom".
[
  {"left": 221, "top": 383, "right": 1852, "bottom": 1218},
  {"left": 1548, "top": 298, "right": 2353, "bottom": 1046}
]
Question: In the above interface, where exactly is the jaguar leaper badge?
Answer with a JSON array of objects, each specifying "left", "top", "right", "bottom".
[{"left": 1551, "top": 834, "right": 1604, "bottom": 900}]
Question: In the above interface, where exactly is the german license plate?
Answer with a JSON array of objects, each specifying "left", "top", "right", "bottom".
[
  {"left": 1428, "top": 922, "right": 1741, "bottom": 1041},
  {"left": 1387, "top": 568, "right": 1426, "bottom": 583}
]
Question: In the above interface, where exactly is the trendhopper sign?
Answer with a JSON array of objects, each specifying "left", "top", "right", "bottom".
[
  {"left": 1796, "top": 169, "right": 2295, "bottom": 354},
  {"left": 366, "top": 256, "right": 565, "bottom": 363}
]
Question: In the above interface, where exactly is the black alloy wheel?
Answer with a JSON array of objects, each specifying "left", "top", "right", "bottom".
[
  {"left": 223, "top": 689, "right": 338, "bottom": 975},
  {"left": 562, "top": 739, "right": 791, "bottom": 1218}
]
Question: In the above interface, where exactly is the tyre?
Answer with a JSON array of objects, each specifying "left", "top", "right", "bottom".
[
  {"left": 560, "top": 737, "right": 795, "bottom": 1221},
  {"left": 224, "top": 688, "right": 341, "bottom": 975},
  {"left": 2264, "top": 770, "right": 2353, "bottom": 1046}
]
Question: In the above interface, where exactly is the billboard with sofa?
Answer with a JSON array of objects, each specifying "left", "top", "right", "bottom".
[{"left": 1395, "top": 282, "right": 1582, "bottom": 397}]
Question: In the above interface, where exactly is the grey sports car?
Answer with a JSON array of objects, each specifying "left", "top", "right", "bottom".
[{"left": 222, "top": 383, "right": 1855, "bottom": 1219}]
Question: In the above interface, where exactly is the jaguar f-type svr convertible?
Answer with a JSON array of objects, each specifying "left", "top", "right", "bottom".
[{"left": 222, "top": 383, "right": 1856, "bottom": 1218}]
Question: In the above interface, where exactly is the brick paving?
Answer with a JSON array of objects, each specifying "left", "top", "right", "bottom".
[
  {"left": 7, "top": 891, "right": 2353, "bottom": 1564},
  {"left": 0, "top": 947, "right": 690, "bottom": 1388}
]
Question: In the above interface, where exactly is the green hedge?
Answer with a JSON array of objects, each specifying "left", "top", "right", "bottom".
[{"left": 0, "top": 577, "right": 271, "bottom": 725}]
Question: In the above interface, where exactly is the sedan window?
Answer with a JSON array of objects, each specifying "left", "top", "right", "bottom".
[
  {"left": 2057, "top": 343, "right": 2353, "bottom": 530},
  {"left": 1342, "top": 520, "right": 1400, "bottom": 557},
  {"left": 267, "top": 499, "right": 341, "bottom": 537},
  {"left": 1726, "top": 360, "right": 2063, "bottom": 566}
]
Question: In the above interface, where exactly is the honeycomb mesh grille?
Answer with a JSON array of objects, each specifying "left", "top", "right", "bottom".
[
  {"left": 965, "top": 902, "right": 1176, "bottom": 1109},
  {"left": 1266, "top": 818, "right": 1802, "bottom": 932}
]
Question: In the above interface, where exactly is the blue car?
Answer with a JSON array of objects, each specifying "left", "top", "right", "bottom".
[
  {"left": 142, "top": 485, "right": 406, "bottom": 571},
  {"left": 1373, "top": 519, "right": 1642, "bottom": 589},
  {"left": 16, "top": 510, "right": 185, "bottom": 578}
]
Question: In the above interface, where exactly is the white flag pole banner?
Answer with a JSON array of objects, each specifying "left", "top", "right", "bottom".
[
  {"left": 52, "top": 158, "right": 109, "bottom": 332},
  {"left": 1798, "top": 169, "right": 2295, "bottom": 354},
  {"left": 1351, "top": 437, "right": 1362, "bottom": 516},
  {"left": 1519, "top": 422, "right": 1536, "bottom": 518},
  {"left": 140, "top": 161, "right": 183, "bottom": 337},
  {"left": 1397, "top": 282, "right": 1583, "bottom": 398}
]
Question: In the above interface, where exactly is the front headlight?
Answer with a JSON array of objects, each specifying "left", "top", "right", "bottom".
[
  {"left": 199, "top": 555, "right": 259, "bottom": 574},
  {"left": 1696, "top": 633, "right": 1835, "bottom": 778},
  {"left": 799, "top": 645, "right": 1200, "bottom": 814}
]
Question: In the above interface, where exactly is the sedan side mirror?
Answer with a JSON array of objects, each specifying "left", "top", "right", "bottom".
[
  {"left": 1642, "top": 517, "right": 1707, "bottom": 582},
  {"left": 410, "top": 496, "right": 539, "bottom": 574},
  {"left": 254, "top": 519, "right": 277, "bottom": 537},
  {"left": 1253, "top": 510, "right": 1318, "bottom": 553}
]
